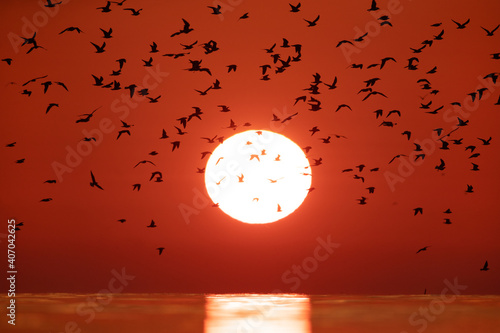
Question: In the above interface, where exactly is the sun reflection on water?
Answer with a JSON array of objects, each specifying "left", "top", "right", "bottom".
[{"left": 204, "top": 294, "right": 311, "bottom": 333}]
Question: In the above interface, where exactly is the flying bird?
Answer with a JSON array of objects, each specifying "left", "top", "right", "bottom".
[
  {"left": 416, "top": 246, "right": 429, "bottom": 254},
  {"left": 171, "top": 19, "right": 193, "bottom": 37},
  {"left": 124, "top": 7, "right": 142, "bottom": 15},
  {"left": 481, "top": 24, "right": 499, "bottom": 36},
  {"left": 91, "top": 41, "right": 106, "bottom": 53},
  {"left": 451, "top": 18, "right": 470, "bottom": 29},
  {"left": 304, "top": 15, "right": 320, "bottom": 27},
  {"left": 289, "top": 3, "right": 301, "bottom": 12},
  {"left": 90, "top": 171, "right": 103, "bottom": 190}
]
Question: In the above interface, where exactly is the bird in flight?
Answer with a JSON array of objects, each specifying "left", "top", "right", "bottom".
[
  {"left": 208, "top": 4, "right": 221, "bottom": 14},
  {"left": 171, "top": 19, "right": 193, "bottom": 37},
  {"left": 134, "top": 160, "right": 155, "bottom": 168},
  {"left": 90, "top": 171, "right": 103, "bottom": 190},
  {"left": 367, "top": 0, "right": 379, "bottom": 11},
  {"left": 416, "top": 246, "right": 429, "bottom": 254},
  {"left": 413, "top": 207, "right": 423, "bottom": 215},
  {"left": 452, "top": 18, "right": 470, "bottom": 29},
  {"left": 289, "top": 3, "right": 301, "bottom": 12},
  {"left": 157, "top": 247, "right": 165, "bottom": 255},
  {"left": 97, "top": 1, "right": 112, "bottom": 12},
  {"left": 76, "top": 107, "right": 100, "bottom": 123},
  {"left": 304, "top": 15, "right": 320, "bottom": 27},
  {"left": 481, "top": 24, "right": 499, "bottom": 36},
  {"left": 480, "top": 261, "right": 489, "bottom": 271},
  {"left": 91, "top": 41, "right": 106, "bottom": 53},
  {"left": 147, "top": 220, "right": 157, "bottom": 228},
  {"left": 59, "top": 26, "right": 83, "bottom": 34},
  {"left": 124, "top": 7, "right": 142, "bottom": 15}
]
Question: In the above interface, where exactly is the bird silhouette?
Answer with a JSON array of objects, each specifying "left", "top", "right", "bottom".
[
  {"left": 304, "top": 15, "right": 320, "bottom": 27},
  {"left": 289, "top": 3, "right": 301, "bottom": 12},
  {"left": 480, "top": 261, "right": 489, "bottom": 271},
  {"left": 76, "top": 107, "right": 100, "bottom": 123},
  {"left": 416, "top": 246, "right": 429, "bottom": 254},
  {"left": 481, "top": 24, "right": 499, "bottom": 36},
  {"left": 367, "top": 0, "right": 379, "bottom": 11},
  {"left": 97, "top": 1, "right": 112, "bottom": 12},
  {"left": 91, "top": 41, "right": 106, "bottom": 53},
  {"left": 413, "top": 207, "right": 423, "bottom": 215},
  {"left": 147, "top": 220, "right": 157, "bottom": 228},
  {"left": 124, "top": 7, "right": 142, "bottom": 15},
  {"left": 157, "top": 247, "right": 165, "bottom": 255},
  {"left": 452, "top": 18, "right": 470, "bottom": 29},
  {"left": 100, "top": 28, "right": 113, "bottom": 38},
  {"left": 90, "top": 171, "right": 103, "bottom": 190},
  {"left": 171, "top": 19, "right": 193, "bottom": 37},
  {"left": 208, "top": 5, "right": 221, "bottom": 14}
]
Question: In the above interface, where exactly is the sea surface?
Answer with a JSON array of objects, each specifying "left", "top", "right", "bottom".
[{"left": 1, "top": 294, "right": 499, "bottom": 332}]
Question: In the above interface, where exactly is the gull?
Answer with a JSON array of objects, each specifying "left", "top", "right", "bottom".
[
  {"left": 478, "top": 137, "right": 492, "bottom": 145},
  {"left": 45, "top": 0, "right": 62, "bottom": 7},
  {"left": 480, "top": 261, "right": 489, "bottom": 271},
  {"left": 452, "top": 18, "right": 470, "bottom": 29},
  {"left": 416, "top": 246, "right": 429, "bottom": 254},
  {"left": 208, "top": 4, "right": 221, "bottom": 14},
  {"left": 123, "top": 7, "right": 142, "bottom": 15},
  {"left": 304, "top": 15, "right": 320, "bottom": 27},
  {"left": 147, "top": 220, "right": 157, "bottom": 228},
  {"left": 309, "top": 126, "right": 320, "bottom": 135},
  {"left": 100, "top": 28, "right": 113, "bottom": 38},
  {"left": 90, "top": 171, "right": 103, "bottom": 190},
  {"left": 237, "top": 174, "right": 244, "bottom": 182},
  {"left": 289, "top": 3, "right": 301, "bottom": 12},
  {"left": 201, "top": 135, "right": 218, "bottom": 143},
  {"left": 250, "top": 154, "right": 260, "bottom": 161},
  {"left": 97, "top": 1, "right": 112, "bottom": 12},
  {"left": 91, "top": 41, "right": 106, "bottom": 53},
  {"left": 171, "top": 19, "right": 194, "bottom": 37},
  {"left": 134, "top": 160, "right": 155, "bottom": 168},
  {"left": 117, "top": 130, "right": 130, "bottom": 139},
  {"left": 481, "top": 25, "right": 499, "bottom": 36},
  {"left": 157, "top": 247, "right": 164, "bottom": 255},
  {"left": 367, "top": 0, "right": 379, "bottom": 11}
]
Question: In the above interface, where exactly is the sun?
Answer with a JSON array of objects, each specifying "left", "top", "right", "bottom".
[{"left": 204, "top": 130, "right": 312, "bottom": 224}]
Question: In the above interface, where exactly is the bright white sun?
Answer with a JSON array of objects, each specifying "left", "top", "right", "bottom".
[{"left": 204, "top": 130, "right": 312, "bottom": 224}]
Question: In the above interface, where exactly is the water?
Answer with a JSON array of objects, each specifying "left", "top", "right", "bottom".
[{"left": 1, "top": 294, "right": 499, "bottom": 332}]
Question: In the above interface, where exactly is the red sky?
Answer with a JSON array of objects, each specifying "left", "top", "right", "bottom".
[{"left": 1, "top": 0, "right": 499, "bottom": 295}]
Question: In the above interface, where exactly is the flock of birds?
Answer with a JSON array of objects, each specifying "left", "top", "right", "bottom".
[{"left": 2, "top": 0, "right": 496, "bottom": 277}]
